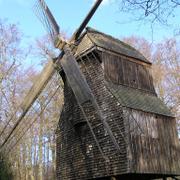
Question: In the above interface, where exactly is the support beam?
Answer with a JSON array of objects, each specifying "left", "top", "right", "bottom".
[{"left": 71, "top": 0, "right": 103, "bottom": 42}]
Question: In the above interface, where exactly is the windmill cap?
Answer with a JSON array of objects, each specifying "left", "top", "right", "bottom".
[{"left": 76, "top": 27, "right": 151, "bottom": 65}]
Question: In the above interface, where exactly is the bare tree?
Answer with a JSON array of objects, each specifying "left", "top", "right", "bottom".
[
  {"left": 116, "top": 0, "right": 179, "bottom": 35},
  {"left": 0, "top": 19, "right": 30, "bottom": 180},
  {"left": 153, "top": 38, "right": 180, "bottom": 131},
  {"left": 0, "top": 19, "right": 27, "bottom": 133}
]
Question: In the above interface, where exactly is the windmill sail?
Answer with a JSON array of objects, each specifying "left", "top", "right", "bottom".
[
  {"left": 0, "top": 60, "right": 59, "bottom": 149},
  {"left": 34, "top": 0, "right": 122, "bottom": 156},
  {"left": 71, "top": 0, "right": 103, "bottom": 42},
  {"left": 34, "top": 0, "right": 60, "bottom": 41}
]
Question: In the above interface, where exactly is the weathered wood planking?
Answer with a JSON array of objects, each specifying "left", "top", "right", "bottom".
[
  {"left": 124, "top": 108, "right": 180, "bottom": 175},
  {"left": 21, "top": 60, "right": 56, "bottom": 112},
  {"left": 62, "top": 45, "right": 92, "bottom": 104},
  {"left": 103, "top": 52, "right": 155, "bottom": 94}
]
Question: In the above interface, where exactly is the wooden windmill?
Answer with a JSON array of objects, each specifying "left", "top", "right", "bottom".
[{"left": 32, "top": 0, "right": 180, "bottom": 179}]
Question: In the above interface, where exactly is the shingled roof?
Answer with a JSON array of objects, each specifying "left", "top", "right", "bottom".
[
  {"left": 106, "top": 82, "right": 174, "bottom": 117},
  {"left": 76, "top": 27, "right": 151, "bottom": 64}
]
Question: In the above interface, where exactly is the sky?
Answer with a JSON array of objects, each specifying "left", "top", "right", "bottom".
[{"left": 0, "top": 0, "right": 179, "bottom": 66}]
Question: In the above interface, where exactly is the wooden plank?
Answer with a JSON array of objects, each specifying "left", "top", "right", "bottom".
[
  {"left": 61, "top": 45, "right": 92, "bottom": 104},
  {"left": 97, "top": 47, "right": 152, "bottom": 67},
  {"left": 21, "top": 60, "right": 56, "bottom": 111},
  {"left": 103, "top": 53, "right": 124, "bottom": 84},
  {"left": 137, "top": 64, "right": 151, "bottom": 91},
  {"left": 71, "top": 0, "right": 103, "bottom": 41},
  {"left": 127, "top": 60, "right": 138, "bottom": 88},
  {"left": 122, "top": 59, "right": 130, "bottom": 86}
]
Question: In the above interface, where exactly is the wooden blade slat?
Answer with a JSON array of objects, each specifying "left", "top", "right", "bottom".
[
  {"left": 0, "top": 60, "right": 62, "bottom": 149},
  {"left": 21, "top": 60, "right": 56, "bottom": 111},
  {"left": 35, "top": 0, "right": 59, "bottom": 39},
  {"left": 40, "top": 0, "right": 60, "bottom": 35},
  {"left": 62, "top": 45, "right": 92, "bottom": 104},
  {"left": 71, "top": 0, "right": 103, "bottom": 42}
]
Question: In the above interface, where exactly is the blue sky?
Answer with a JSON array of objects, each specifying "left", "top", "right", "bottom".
[
  {"left": 0, "top": 0, "right": 179, "bottom": 67},
  {"left": 0, "top": 0, "right": 179, "bottom": 40}
]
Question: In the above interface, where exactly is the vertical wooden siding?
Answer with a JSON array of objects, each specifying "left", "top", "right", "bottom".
[
  {"left": 123, "top": 108, "right": 180, "bottom": 175},
  {"left": 103, "top": 52, "right": 155, "bottom": 94}
]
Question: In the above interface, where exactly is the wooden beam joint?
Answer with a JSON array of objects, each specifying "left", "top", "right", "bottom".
[{"left": 54, "top": 36, "right": 67, "bottom": 49}]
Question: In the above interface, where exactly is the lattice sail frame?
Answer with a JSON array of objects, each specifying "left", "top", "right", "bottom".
[
  {"left": 33, "top": 0, "right": 60, "bottom": 42},
  {"left": 0, "top": 71, "right": 63, "bottom": 154}
]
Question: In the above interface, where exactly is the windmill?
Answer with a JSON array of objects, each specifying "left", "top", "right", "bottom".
[
  {"left": 33, "top": 0, "right": 180, "bottom": 180},
  {"left": 1, "top": 0, "right": 179, "bottom": 179}
]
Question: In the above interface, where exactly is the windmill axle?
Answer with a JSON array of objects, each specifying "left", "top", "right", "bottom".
[{"left": 54, "top": 36, "right": 67, "bottom": 49}]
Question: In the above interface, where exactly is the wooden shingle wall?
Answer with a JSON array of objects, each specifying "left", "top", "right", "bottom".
[{"left": 56, "top": 52, "right": 128, "bottom": 180}]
